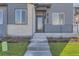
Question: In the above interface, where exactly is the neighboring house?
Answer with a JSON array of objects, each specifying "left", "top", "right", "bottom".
[{"left": 0, "top": 3, "right": 79, "bottom": 39}]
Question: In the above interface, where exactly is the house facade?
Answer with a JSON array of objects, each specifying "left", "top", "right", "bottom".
[{"left": 0, "top": 3, "right": 78, "bottom": 39}]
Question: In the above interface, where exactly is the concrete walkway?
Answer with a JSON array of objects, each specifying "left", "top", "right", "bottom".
[{"left": 24, "top": 33, "right": 52, "bottom": 56}]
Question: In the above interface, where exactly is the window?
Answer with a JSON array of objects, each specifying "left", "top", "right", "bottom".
[
  {"left": 75, "top": 7, "right": 79, "bottom": 14},
  {"left": 0, "top": 10, "right": 3, "bottom": 24},
  {"left": 75, "top": 7, "right": 79, "bottom": 23},
  {"left": 15, "top": 9, "right": 26, "bottom": 24},
  {"left": 52, "top": 13, "right": 65, "bottom": 25}
]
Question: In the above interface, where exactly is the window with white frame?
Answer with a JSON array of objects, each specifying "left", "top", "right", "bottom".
[
  {"left": 0, "top": 10, "right": 3, "bottom": 24},
  {"left": 52, "top": 13, "right": 65, "bottom": 25},
  {"left": 15, "top": 9, "right": 26, "bottom": 24}
]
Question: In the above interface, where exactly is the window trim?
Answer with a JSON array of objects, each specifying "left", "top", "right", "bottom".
[
  {"left": 52, "top": 12, "right": 65, "bottom": 25},
  {"left": 14, "top": 8, "right": 27, "bottom": 25}
]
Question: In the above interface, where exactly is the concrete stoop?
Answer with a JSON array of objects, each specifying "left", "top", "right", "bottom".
[{"left": 24, "top": 33, "right": 52, "bottom": 56}]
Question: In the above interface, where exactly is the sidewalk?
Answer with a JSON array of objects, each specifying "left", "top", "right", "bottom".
[{"left": 24, "top": 33, "right": 52, "bottom": 56}]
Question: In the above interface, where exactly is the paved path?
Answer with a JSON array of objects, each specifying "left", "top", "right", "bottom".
[{"left": 24, "top": 33, "right": 52, "bottom": 56}]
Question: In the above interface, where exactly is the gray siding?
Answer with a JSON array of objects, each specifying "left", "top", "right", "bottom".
[
  {"left": 7, "top": 4, "right": 33, "bottom": 36},
  {"left": 0, "top": 7, "right": 7, "bottom": 37},
  {"left": 8, "top": 3, "right": 28, "bottom": 24},
  {"left": 45, "top": 3, "right": 73, "bottom": 33},
  {"left": 45, "top": 24, "right": 73, "bottom": 33}
]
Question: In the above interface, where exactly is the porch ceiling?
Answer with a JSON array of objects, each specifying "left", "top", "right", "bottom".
[{"left": 34, "top": 3, "right": 51, "bottom": 8}]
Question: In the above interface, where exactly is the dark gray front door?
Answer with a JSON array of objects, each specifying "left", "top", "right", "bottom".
[{"left": 36, "top": 16, "right": 44, "bottom": 32}]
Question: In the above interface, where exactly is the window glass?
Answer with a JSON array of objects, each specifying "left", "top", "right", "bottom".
[
  {"left": 0, "top": 10, "right": 3, "bottom": 24},
  {"left": 59, "top": 13, "right": 64, "bottom": 25},
  {"left": 15, "top": 9, "right": 21, "bottom": 24},
  {"left": 52, "top": 13, "right": 59, "bottom": 25},
  {"left": 22, "top": 10, "right": 26, "bottom": 24},
  {"left": 52, "top": 13, "right": 65, "bottom": 25},
  {"left": 15, "top": 9, "right": 26, "bottom": 24}
]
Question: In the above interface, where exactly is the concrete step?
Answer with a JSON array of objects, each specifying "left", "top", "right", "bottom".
[
  {"left": 34, "top": 35, "right": 46, "bottom": 37},
  {"left": 33, "top": 36, "right": 46, "bottom": 39},
  {"left": 30, "top": 39, "right": 48, "bottom": 42},
  {"left": 28, "top": 45, "right": 49, "bottom": 49},
  {"left": 34, "top": 33, "right": 46, "bottom": 37},
  {"left": 28, "top": 42, "right": 49, "bottom": 47},
  {"left": 34, "top": 33, "right": 46, "bottom": 35},
  {"left": 33, "top": 33, "right": 47, "bottom": 39},
  {"left": 28, "top": 43, "right": 49, "bottom": 48},
  {"left": 30, "top": 41, "right": 48, "bottom": 43}
]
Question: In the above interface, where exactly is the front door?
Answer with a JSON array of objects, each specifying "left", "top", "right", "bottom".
[{"left": 36, "top": 16, "right": 44, "bottom": 32}]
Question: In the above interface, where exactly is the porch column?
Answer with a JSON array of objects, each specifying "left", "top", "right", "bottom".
[{"left": 32, "top": 4, "right": 36, "bottom": 34}]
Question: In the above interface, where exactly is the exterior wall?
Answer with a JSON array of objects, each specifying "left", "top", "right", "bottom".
[
  {"left": 7, "top": 3, "right": 28, "bottom": 24},
  {"left": 0, "top": 6, "right": 7, "bottom": 37},
  {"left": 0, "top": 3, "right": 76, "bottom": 38},
  {"left": 7, "top": 4, "right": 33, "bottom": 37},
  {"left": 45, "top": 3, "right": 73, "bottom": 33}
]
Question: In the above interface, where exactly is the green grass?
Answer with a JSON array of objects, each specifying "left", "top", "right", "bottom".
[
  {"left": 60, "top": 42, "right": 79, "bottom": 56},
  {"left": 49, "top": 40, "right": 79, "bottom": 56},
  {"left": 49, "top": 42, "right": 67, "bottom": 56},
  {"left": 0, "top": 42, "right": 28, "bottom": 56}
]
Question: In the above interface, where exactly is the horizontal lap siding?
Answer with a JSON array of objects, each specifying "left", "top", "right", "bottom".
[
  {"left": 45, "top": 24, "right": 73, "bottom": 33},
  {"left": 45, "top": 3, "right": 73, "bottom": 33},
  {"left": 45, "top": 24, "right": 61, "bottom": 33},
  {"left": 0, "top": 7, "right": 7, "bottom": 37},
  {"left": 0, "top": 25, "right": 6, "bottom": 37},
  {"left": 8, "top": 3, "right": 27, "bottom": 24},
  {"left": 7, "top": 4, "right": 33, "bottom": 36}
]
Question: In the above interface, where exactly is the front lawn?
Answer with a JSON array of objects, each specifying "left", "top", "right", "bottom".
[
  {"left": 49, "top": 42, "right": 67, "bottom": 56},
  {"left": 60, "top": 42, "right": 79, "bottom": 56},
  {"left": 0, "top": 42, "right": 28, "bottom": 56},
  {"left": 49, "top": 38, "right": 79, "bottom": 56}
]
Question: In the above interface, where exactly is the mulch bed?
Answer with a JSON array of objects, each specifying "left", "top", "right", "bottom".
[{"left": 48, "top": 37, "right": 78, "bottom": 43}]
